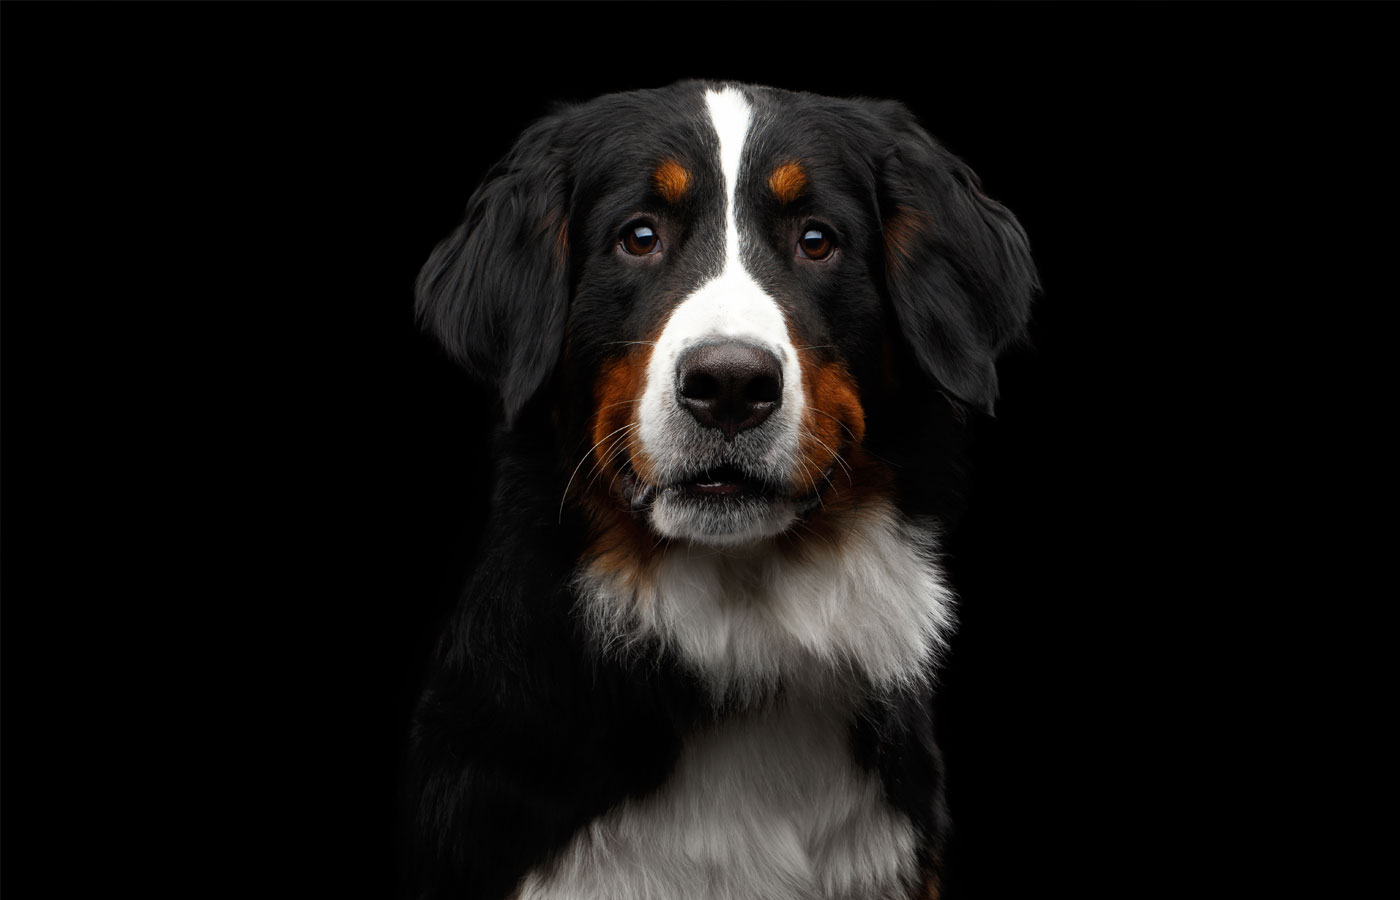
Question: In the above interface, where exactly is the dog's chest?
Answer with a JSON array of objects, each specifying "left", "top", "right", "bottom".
[{"left": 515, "top": 698, "right": 917, "bottom": 900}]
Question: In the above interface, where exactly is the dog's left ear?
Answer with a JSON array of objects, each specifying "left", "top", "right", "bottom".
[
  {"left": 875, "top": 103, "right": 1039, "bottom": 415},
  {"left": 415, "top": 114, "right": 573, "bottom": 426}
]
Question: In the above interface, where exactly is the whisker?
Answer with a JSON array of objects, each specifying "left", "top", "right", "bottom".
[
  {"left": 808, "top": 406, "right": 861, "bottom": 444},
  {"left": 802, "top": 426, "right": 854, "bottom": 485},
  {"left": 589, "top": 425, "right": 640, "bottom": 488},
  {"left": 797, "top": 456, "right": 826, "bottom": 510},
  {"left": 585, "top": 424, "right": 640, "bottom": 494},
  {"left": 596, "top": 399, "right": 643, "bottom": 412},
  {"left": 606, "top": 437, "right": 639, "bottom": 497},
  {"left": 590, "top": 427, "right": 640, "bottom": 494},
  {"left": 563, "top": 403, "right": 624, "bottom": 464},
  {"left": 805, "top": 449, "right": 839, "bottom": 498},
  {"left": 559, "top": 422, "right": 639, "bottom": 522}
]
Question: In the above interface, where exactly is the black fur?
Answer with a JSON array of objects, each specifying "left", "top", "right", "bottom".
[
  {"left": 875, "top": 100, "right": 1038, "bottom": 416},
  {"left": 406, "top": 81, "right": 1036, "bottom": 899},
  {"left": 414, "top": 115, "right": 573, "bottom": 426},
  {"left": 405, "top": 422, "right": 708, "bottom": 899}
]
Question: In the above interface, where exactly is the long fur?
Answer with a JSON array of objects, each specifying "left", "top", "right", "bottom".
[{"left": 405, "top": 80, "right": 1037, "bottom": 900}]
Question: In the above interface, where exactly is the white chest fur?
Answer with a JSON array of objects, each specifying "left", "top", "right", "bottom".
[
  {"left": 539, "top": 500, "right": 952, "bottom": 899},
  {"left": 515, "top": 694, "right": 918, "bottom": 900},
  {"left": 576, "top": 499, "right": 955, "bottom": 702}
]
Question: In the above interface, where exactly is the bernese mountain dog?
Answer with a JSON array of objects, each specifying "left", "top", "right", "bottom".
[{"left": 406, "top": 80, "right": 1037, "bottom": 900}]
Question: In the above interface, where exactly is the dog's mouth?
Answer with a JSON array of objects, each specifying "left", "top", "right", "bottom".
[
  {"left": 613, "top": 447, "right": 841, "bottom": 545},
  {"left": 620, "top": 460, "right": 830, "bottom": 515},
  {"left": 675, "top": 464, "right": 776, "bottom": 498},
  {"left": 622, "top": 463, "right": 777, "bottom": 509}
]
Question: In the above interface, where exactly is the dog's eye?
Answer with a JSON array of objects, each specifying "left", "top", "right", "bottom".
[
  {"left": 797, "top": 227, "right": 834, "bottom": 261},
  {"left": 621, "top": 223, "right": 661, "bottom": 256}
]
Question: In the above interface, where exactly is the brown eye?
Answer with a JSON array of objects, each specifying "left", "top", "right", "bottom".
[
  {"left": 797, "top": 227, "right": 834, "bottom": 261},
  {"left": 621, "top": 222, "right": 661, "bottom": 256}
]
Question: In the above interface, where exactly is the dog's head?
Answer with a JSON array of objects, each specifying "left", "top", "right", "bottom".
[{"left": 418, "top": 81, "right": 1036, "bottom": 549}]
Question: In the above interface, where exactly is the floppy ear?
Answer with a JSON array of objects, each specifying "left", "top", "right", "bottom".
[
  {"left": 416, "top": 115, "right": 572, "bottom": 425},
  {"left": 876, "top": 103, "right": 1039, "bottom": 415}
]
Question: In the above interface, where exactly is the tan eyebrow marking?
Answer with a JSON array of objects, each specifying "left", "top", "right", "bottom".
[
  {"left": 653, "top": 158, "right": 692, "bottom": 204},
  {"left": 768, "top": 161, "right": 808, "bottom": 205}
]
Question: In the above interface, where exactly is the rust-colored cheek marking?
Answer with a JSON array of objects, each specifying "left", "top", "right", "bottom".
[
  {"left": 795, "top": 352, "right": 868, "bottom": 496},
  {"left": 590, "top": 350, "right": 650, "bottom": 492},
  {"left": 769, "top": 160, "right": 808, "bottom": 205},
  {"left": 653, "top": 158, "right": 692, "bottom": 204},
  {"left": 580, "top": 343, "right": 665, "bottom": 591},
  {"left": 776, "top": 347, "right": 895, "bottom": 559},
  {"left": 884, "top": 204, "right": 933, "bottom": 272}
]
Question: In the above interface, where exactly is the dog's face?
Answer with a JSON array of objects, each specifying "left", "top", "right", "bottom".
[{"left": 418, "top": 81, "right": 1036, "bottom": 549}]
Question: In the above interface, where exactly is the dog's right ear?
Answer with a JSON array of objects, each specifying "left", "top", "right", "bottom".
[{"left": 416, "top": 114, "right": 572, "bottom": 426}]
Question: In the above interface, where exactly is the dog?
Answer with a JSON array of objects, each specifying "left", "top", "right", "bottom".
[{"left": 406, "top": 80, "right": 1037, "bottom": 900}]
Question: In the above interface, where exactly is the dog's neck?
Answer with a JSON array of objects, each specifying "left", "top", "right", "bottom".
[{"left": 574, "top": 495, "right": 955, "bottom": 706}]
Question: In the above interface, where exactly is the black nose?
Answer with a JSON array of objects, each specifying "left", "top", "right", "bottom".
[{"left": 676, "top": 342, "right": 783, "bottom": 439}]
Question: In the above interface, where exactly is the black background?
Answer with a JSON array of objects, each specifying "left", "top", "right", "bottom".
[{"left": 2, "top": 3, "right": 1378, "bottom": 898}]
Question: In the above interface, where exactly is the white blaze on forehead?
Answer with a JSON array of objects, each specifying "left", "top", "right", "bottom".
[
  {"left": 637, "top": 86, "right": 806, "bottom": 487},
  {"left": 706, "top": 86, "right": 750, "bottom": 264}
]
